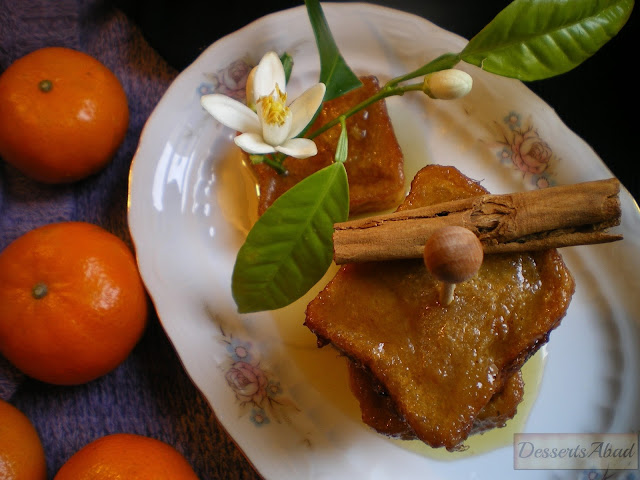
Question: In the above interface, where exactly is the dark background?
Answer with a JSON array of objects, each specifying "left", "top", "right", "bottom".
[{"left": 116, "top": 0, "right": 638, "bottom": 202}]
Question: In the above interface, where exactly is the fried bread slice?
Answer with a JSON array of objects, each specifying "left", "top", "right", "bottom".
[
  {"left": 250, "top": 76, "right": 405, "bottom": 216},
  {"left": 346, "top": 359, "right": 524, "bottom": 440},
  {"left": 305, "top": 165, "right": 575, "bottom": 450}
]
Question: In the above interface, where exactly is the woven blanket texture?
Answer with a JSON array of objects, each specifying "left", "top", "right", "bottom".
[{"left": 0, "top": 1, "right": 259, "bottom": 477}]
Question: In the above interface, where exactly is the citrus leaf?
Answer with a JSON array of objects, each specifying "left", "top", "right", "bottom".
[
  {"left": 334, "top": 118, "right": 348, "bottom": 163},
  {"left": 461, "top": 0, "right": 634, "bottom": 81},
  {"left": 280, "top": 52, "right": 293, "bottom": 83},
  {"left": 232, "top": 162, "right": 349, "bottom": 313},
  {"left": 305, "top": 0, "right": 362, "bottom": 100}
]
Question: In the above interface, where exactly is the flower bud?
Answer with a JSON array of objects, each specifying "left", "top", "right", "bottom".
[{"left": 423, "top": 69, "right": 473, "bottom": 100}]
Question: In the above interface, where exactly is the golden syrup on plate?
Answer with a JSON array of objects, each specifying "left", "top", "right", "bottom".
[
  {"left": 271, "top": 263, "right": 364, "bottom": 420},
  {"left": 214, "top": 146, "right": 259, "bottom": 237}
]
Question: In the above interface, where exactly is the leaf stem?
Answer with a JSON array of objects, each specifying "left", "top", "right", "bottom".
[
  {"left": 308, "top": 82, "right": 425, "bottom": 139},
  {"left": 262, "top": 154, "right": 288, "bottom": 175},
  {"left": 387, "top": 53, "right": 461, "bottom": 86}
]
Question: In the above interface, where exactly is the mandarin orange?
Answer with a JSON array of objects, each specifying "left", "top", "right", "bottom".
[
  {"left": 0, "top": 221, "right": 148, "bottom": 385},
  {"left": 54, "top": 433, "right": 199, "bottom": 480},
  {"left": 0, "top": 46, "right": 129, "bottom": 183},
  {"left": 0, "top": 398, "right": 47, "bottom": 480}
]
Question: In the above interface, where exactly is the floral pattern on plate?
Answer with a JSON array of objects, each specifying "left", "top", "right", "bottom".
[
  {"left": 488, "top": 110, "right": 559, "bottom": 189},
  {"left": 197, "top": 58, "right": 253, "bottom": 101},
  {"left": 581, "top": 469, "right": 639, "bottom": 480},
  {"left": 218, "top": 327, "right": 300, "bottom": 427}
]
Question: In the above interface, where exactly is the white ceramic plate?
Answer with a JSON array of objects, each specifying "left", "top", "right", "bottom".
[{"left": 128, "top": 3, "right": 640, "bottom": 479}]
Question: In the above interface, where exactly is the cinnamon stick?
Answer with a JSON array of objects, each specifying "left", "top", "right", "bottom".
[{"left": 333, "top": 178, "right": 622, "bottom": 264}]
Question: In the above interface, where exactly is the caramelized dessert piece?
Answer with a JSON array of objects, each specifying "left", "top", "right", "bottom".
[
  {"left": 347, "top": 361, "right": 416, "bottom": 440},
  {"left": 471, "top": 370, "right": 525, "bottom": 435},
  {"left": 250, "top": 76, "right": 405, "bottom": 215},
  {"left": 305, "top": 165, "right": 575, "bottom": 450},
  {"left": 347, "top": 361, "right": 524, "bottom": 440}
]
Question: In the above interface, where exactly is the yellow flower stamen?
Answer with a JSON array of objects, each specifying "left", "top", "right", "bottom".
[{"left": 258, "top": 84, "right": 289, "bottom": 126}]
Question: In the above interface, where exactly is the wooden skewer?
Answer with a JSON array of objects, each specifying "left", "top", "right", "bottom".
[{"left": 423, "top": 226, "right": 484, "bottom": 305}]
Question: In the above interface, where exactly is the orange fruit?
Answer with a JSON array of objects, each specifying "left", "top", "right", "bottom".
[
  {"left": 0, "top": 398, "right": 47, "bottom": 480},
  {"left": 0, "top": 46, "right": 129, "bottom": 183},
  {"left": 54, "top": 433, "right": 199, "bottom": 479},
  {"left": 0, "top": 221, "right": 148, "bottom": 385}
]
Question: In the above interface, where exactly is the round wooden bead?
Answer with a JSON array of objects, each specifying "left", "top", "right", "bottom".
[{"left": 423, "top": 226, "right": 483, "bottom": 284}]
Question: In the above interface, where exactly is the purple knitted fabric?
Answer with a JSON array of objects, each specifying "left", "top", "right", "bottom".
[{"left": 0, "top": 1, "right": 259, "bottom": 478}]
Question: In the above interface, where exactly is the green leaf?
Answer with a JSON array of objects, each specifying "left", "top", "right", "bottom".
[
  {"left": 280, "top": 52, "right": 293, "bottom": 83},
  {"left": 305, "top": 0, "right": 362, "bottom": 100},
  {"left": 334, "top": 118, "right": 348, "bottom": 163},
  {"left": 232, "top": 162, "right": 349, "bottom": 313},
  {"left": 460, "top": 0, "right": 634, "bottom": 81}
]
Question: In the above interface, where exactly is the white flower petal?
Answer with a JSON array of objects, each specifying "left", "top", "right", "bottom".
[
  {"left": 253, "top": 51, "right": 286, "bottom": 100},
  {"left": 261, "top": 110, "right": 292, "bottom": 147},
  {"left": 202, "top": 51, "right": 324, "bottom": 162},
  {"left": 288, "top": 83, "right": 326, "bottom": 138},
  {"left": 276, "top": 138, "right": 318, "bottom": 159},
  {"left": 201, "top": 94, "right": 261, "bottom": 134},
  {"left": 234, "top": 132, "right": 277, "bottom": 155},
  {"left": 245, "top": 66, "right": 258, "bottom": 110}
]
